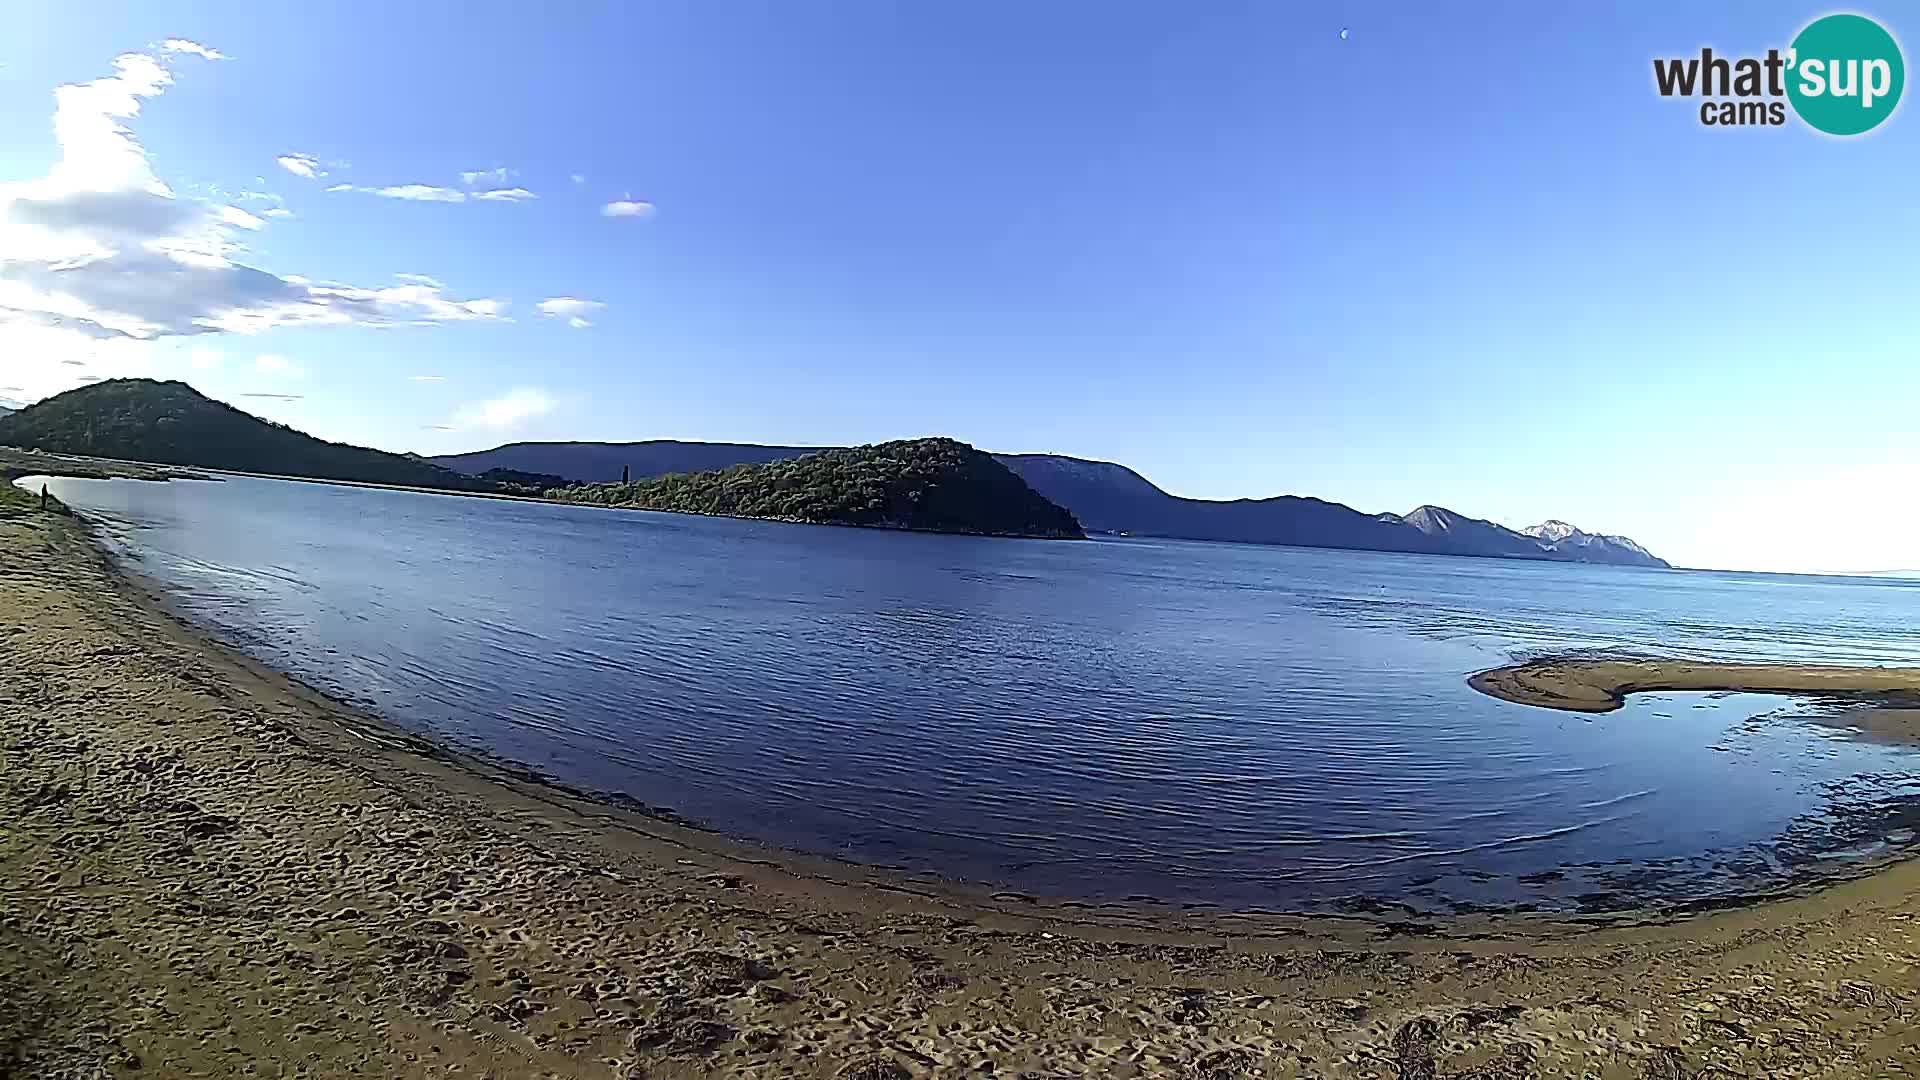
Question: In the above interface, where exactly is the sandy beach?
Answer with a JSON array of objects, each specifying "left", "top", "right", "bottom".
[{"left": 6, "top": 508, "right": 1920, "bottom": 1077}]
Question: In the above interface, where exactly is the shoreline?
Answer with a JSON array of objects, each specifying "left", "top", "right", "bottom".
[
  {"left": 114, "top": 533, "right": 1920, "bottom": 926},
  {"left": 7, "top": 519, "right": 1920, "bottom": 1073}
]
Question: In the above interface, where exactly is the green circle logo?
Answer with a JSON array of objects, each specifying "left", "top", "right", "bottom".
[{"left": 1787, "top": 13, "right": 1905, "bottom": 135}]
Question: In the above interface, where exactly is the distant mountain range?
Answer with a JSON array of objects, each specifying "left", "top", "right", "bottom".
[
  {"left": 433, "top": 440, "right": 1670, "bottom": 568},
  {"left": 1523, "top": 519, "right": 1661, "bottom": 565},
  {"left": 0, "top": 383, "right": 1666, "bottom": 566}
]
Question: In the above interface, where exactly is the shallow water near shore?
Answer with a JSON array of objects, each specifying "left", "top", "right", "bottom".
[{"left": 29, "top": 473, "right": 1920, "bottom": 915}]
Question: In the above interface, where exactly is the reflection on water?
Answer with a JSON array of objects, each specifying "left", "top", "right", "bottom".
[{"left": 32, "top": 473, "right": 1920, "bottom": 914}]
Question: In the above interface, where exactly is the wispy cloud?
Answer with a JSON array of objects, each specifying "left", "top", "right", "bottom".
[
  {"left": 333, "top": 184, "right": 468, "bottom": 202},
  {"left": 373, "top": 184, "right": 466, "bottom": 202},
  {"left": 394, "top": 273, "right": 443, "bottom": 287},
  {"left": 450, "top": 387, "right": 555, "bottom": 431},
  {"left": 460, "top": 167, "right": 511, "bottom": 187},
  {"left": 275, "top": 153, "right": 321, "bottom": 179},
  {"left": 0, "top": 45, "right": 505, "bottom": 403},
  {"left": 409, "top": 374, "right": 445, "bottom": 382},
  {"left": 218, "top": 205, "right": 264, "bottom": 230},
  {"left": 240, "top": 392, "right": 303, "bottom": 401},
  {"left": 160, "top": 39, "right": 226, "bottom": 61},
  {"left": 261, "top": 207, "right": 292, "bottom": 219},
  {"left": 536, "top": 296, "right": 604, "bottom": 329},
  {"left": 601, "top": 199, "right": 654, "bottom": 219},
  {"left": 330, "top": 183, "right": 539, "bottom": 204},
  {"left": 570, "top": 173, "right": 586, "bottom": 186}
]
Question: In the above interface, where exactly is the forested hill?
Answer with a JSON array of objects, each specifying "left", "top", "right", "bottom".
[
  {"left": 549, "top": 438, "right": 1085, "bottom": 539},
  {"left": 0, "top": 380, "right": 562, "bottom": 495},
  {"left": 431, "top": 439, "right": 824, "bottom": 484}
]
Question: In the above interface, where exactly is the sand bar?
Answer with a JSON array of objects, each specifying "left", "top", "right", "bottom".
[
  {"left": 1469, "top": 657, "right": 1920, "bottom": 716},
  {"left": 6, "top": 510, "right": 1920, "bottom": 1076}
]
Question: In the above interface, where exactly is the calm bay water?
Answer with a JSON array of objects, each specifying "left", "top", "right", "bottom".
[{"left": 32, "top": 473, "right": 1920, "bottom": 914}]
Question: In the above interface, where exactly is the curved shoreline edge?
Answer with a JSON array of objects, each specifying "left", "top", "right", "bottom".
[
  {"left": 11, "top": 515, "right": 1920, "bottom": 1074},
  {"left": 1469, "top": 657, "right": 1920, "bottom": 715},
  {"left": 64, "top": 487, "right": 1909, "bottom": 929},
  {"left": 25, "top": 505, "right": 1920, "bottom": 925}
]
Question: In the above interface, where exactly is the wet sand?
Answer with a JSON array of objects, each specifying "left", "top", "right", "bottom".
[
  {"left": 5, "top": 512, "right": 1920, "bottom": 1077},
  {"left": 1470, "top": 657, "right": 1920, "bottom": 723},
  {"left": 1819, "top": 706, "right": 1920, "bottom": 746}
]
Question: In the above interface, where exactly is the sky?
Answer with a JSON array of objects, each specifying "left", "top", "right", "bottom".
[{"left": 0, "top": 2, "right": 1915, "bottom": 574}]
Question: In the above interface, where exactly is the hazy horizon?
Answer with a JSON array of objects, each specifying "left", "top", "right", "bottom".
[{"left": 3, "top": 3, "right": 1914, "bottom": 574}]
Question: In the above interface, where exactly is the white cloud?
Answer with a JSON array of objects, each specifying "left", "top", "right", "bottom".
[
  {"left": 44, "top": 54, "right": 174, "bottom": 194},
  {"left": 160, "top": 40, "right": 226, "bottom": 61},
  {"left": 261, "top": 207, "right": 292, "bottom": 219},
  {"left": 327, "top": 184, "right": 468, "bottom": 202},
  {"left": 450, "top": 387, "right": 555, "bottom": 432},
  {"left": 0, "top": 47, "right": 505, "bottom": 403},
  {"left": 330, "top": 184, "right": 537, "bottom": 204},
  {"left": 370, "top": 184, "right": 466, "bottom": 202},
  {"left": 276, "top": 154, "right": 320, "bottom": 179},
  {"left": 218, "top": 205, "right": 264, "bottom": 230},
  {"left": 536, "top": 297, "right": 602, "bottom": 317},
  {"left": 235, "top": 190, "right": 281, "bottom": 205},
  {"left": 570, "top": 173, "right": 586, "bottom": 185},
  {"left": 409, "top": 374, "right": 445, "bottom": 382},
  {"left": 601, "top": 199, "right": 654, "bottom": 218},
  {"left": 254, "top": 353, "right": 303, "bottom": 377},
  {"left": 460, "top": 167, "right": 511, "bottom": 186},
  {"left": 536, "top": 296, "right": 604, "bottom": 329},
  {"left": 394, "top": 273, "right": 443, "bottom": 287},
  {"left": 189, "top": 345, "right": 221, "bottom": 370}
]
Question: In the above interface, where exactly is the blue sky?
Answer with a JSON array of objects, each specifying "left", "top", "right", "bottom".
[{"left": 1, "top": 2, "right": 1915, "bottom": 573}]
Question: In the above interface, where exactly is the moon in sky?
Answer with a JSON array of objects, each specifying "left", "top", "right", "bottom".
[{"left": 1339, "top": 27, "right": 1350, "bottom": 40}]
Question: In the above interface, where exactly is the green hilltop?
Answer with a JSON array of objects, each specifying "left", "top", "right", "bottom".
[
  {"left": 0, "top": 379, "right": 562, "bottom": 495},
  {"left": 550, "top": 437, "right": 1085, "bottom": 539}
]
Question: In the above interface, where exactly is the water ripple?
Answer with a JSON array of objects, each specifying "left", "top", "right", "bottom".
[{"left": 39, "top": 474, "right": 1920, "bottom": 914}]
